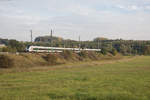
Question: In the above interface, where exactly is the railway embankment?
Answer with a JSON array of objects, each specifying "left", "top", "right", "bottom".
[{"left": 0, "top": 51, "right": 122, "bottom": 69}]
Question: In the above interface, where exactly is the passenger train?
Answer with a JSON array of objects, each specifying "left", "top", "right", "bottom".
[{"left": 26, "top": 46, "right": 101, "bottom": 53}]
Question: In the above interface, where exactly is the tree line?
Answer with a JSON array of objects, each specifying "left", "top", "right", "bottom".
[{"left": 1, "top": 36, "right": 150, "bottom": 55}]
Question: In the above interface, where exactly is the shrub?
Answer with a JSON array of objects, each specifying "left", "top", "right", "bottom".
[
  {"left": 0, "top": 48, "right": 2, "bottom": 52},
  {"left": 111, "top": 48, "right": 118, "bottom": 56},
  {"left": 101, "top": 48, "right": 107, "bottom": 55},
  {"left": 2, "top": 47, "right": 17, "bottom": 53},
  {"left": 143, "top": 45, "right": 150, "bottom": 55},
  {"left": 78, "top": 51, "right": 88, "bottom": 58},
  {"left": 0, "top": 55, "right": 14, "bottom": 68},
  {"left": 43, "top": 54, "right": 58, "bottom": 65},
  {"left": 61, "top": 50, "right": 73, "bottom": 60},
  {"left": 88, "top": 52, "right": 99, "bottom": 60}
]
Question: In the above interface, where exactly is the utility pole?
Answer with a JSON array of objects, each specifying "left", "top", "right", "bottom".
[
  {"left": 98, "top": 40, "right": 100, "bottom": 49},
  {"left": 64, "top": 41, "right": 65, "bottom": 48},
  {"left": 51, "top": 29, "right": 53, "bottom": 39},
  {"left": 30, "top": 30, "right": 33, "bottom": 43},
  {"left": 63, "top": 37, "right": 66, "bottom": 48},
  {"left": 79, "top": 36, "right": 81, "bottom": 51},
  {"left": 99, "top": 41, "right": 101, "bottom": 49},
  {"left": 50, "top": 29, "right": 53, "bottom": 47},
  {"left": 111, "top": 42, "right": 113, "bottom": 50}
]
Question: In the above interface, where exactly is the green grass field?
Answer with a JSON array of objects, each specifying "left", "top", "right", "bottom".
[{"left": 0, "top": 56, "right": 150, "bottom": 100}]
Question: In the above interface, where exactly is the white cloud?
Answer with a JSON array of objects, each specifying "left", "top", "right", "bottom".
[
  {"left": 130, "top": 5, "right": 139, "bottom": 10},
  {"left": 0, "top": 0, "right": 150, "bottom": 41},
  {"left": 145, "top": 6, "right": 150, "bottom": 10}
]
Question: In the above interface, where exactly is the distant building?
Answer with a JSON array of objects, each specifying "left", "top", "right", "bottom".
[{"left": 0, "top": 44, "right": 6, "bottom": 48}]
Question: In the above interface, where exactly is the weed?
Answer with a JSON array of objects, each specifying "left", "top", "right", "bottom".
[{"left": 0, "top": 55, "right": 14, "bottom": 68}]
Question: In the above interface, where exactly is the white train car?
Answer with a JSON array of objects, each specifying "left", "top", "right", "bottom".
[{"left": 26, "top": 46, "right": 101, "bottom": 53}]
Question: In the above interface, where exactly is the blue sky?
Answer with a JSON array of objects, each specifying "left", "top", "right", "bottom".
[{"left": 0, "top": 0, "right": 150, "bottom": 41}]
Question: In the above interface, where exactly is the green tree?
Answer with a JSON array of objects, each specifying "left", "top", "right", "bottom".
[
  {"left": 8, "top": 40, "right": 25, "bottom": 52},
  {"left": 111, "top": 48, "right": 118, "bottom": 56},
  {"left": 143, "top": 45, "right": 150, "bottom": 55},
  {"left": 101, "top": 48, "right": 107, "bottom": 55}
]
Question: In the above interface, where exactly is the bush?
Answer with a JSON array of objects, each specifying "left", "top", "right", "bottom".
[
  {"left": 61, "top": 50, "right": 73, "bottom": 60},
  {"left": 78, "top": 51, "right": 88, "bottom": 58},
  {"left": 143, "top": 45, "right": 150, "bottom": 55},
  {"left": 43, "top": 54, "right": 58, "bottom": 65},
  {"left": 111, "top": 48, "right": 118, "bottom": 56},
  {"left": 0, "top": 55, "right": 14, "bottom": 68},
  {"left": 101, "top": 48, "right": 107, "bottom": 55},
  {"left": 88, "top": 52, "right": 99, "bottom": 60},
  {"left": 0, "top": 48, "right": 2, "bottom": 52},
  {"left": 2, "top": 47, "right": 17, "bottom": 53}
]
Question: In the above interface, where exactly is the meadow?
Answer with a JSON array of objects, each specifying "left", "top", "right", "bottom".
[{"left": 0, "top": 56, "right": 150, "bottom": 100}]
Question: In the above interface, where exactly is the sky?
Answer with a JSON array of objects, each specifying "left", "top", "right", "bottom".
[{"left": 0, "top": 0, "right": 150, "bottom": 41}]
